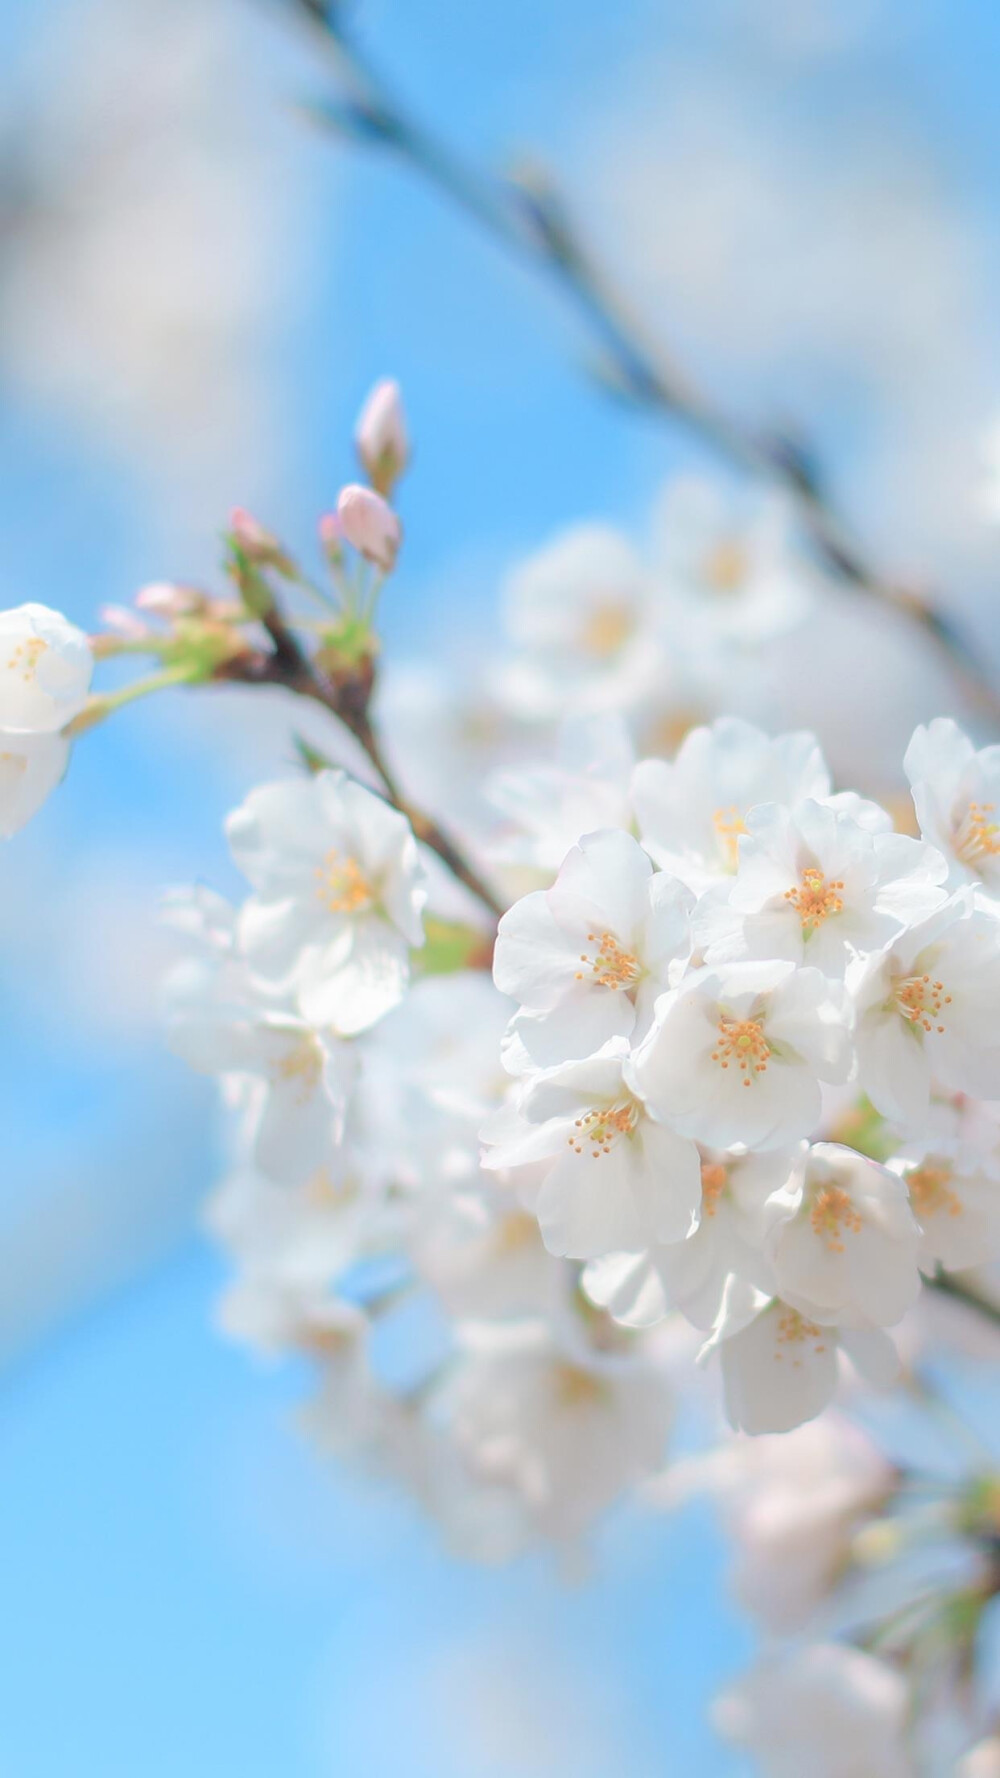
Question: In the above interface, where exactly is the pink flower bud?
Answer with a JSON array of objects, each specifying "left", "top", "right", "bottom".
[
  {"left": 98, "top": 603, "right": 149, "bottom": 640},
  {"left": 135, "top": 581, "right": 206, "bottom": 618},
  {"left": 336, "top": 484, "right": 402, "bottom": 573},
  {"left": 355, "top": 379, "right": 409, "bottom": 495},
  {"left": 318, "top": 512, "right": 345, "bottom": 565},
  {"left": 229, "top": 508, "right": 294, "bottom": 574}
]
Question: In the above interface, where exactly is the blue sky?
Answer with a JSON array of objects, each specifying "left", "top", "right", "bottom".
[{"left": 2, "top": 0, "right": 1000, "bottom": 1771}]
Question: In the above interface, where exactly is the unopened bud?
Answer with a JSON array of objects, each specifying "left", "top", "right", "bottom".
[
  {"left": 355, "top": 378, "right": 409, "bottom": 495},
  {"left": 318, "top": 511, "right": 345, "bottom": 566},
  {"left": 98, "top": 603, "right": 149, "bottom": 641},
  {"left": 229, "top": 508, "right": 295, "bottom": 576},
  {"left": 135, "top": 582, "right": 206, "bottom": 618},
  {"left": 336, "top": 484, "right": 402, "bottom": 573}
]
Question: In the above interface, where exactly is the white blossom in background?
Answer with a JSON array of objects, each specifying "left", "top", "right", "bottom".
[
  {"left": 226, "top": 769, "right": 427, "bottom": 1034},
  {"left": 495, "top": 523, "right": 669, "bottom": 719},
  {"left": 652, "top": 475, "right": 815, "bottom": 647},
  {"left": 484, "top": 714, "right": 635, "bottom": 877},
  {"left": 714, "top": 1642, "right": 913, "bottom": 1778}
]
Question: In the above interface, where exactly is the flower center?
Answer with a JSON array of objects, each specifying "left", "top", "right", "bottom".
[
  {"left": 566, "top": 1098, "right": 640, "bottom": 1158},
  {"left": 6, "top": 636, "right": 47, "bottom": 682},
  {"left": 306, "top": 1166, "right": 358, "bottom": 1208},
  {"left": 554, "top": 1363, "right": 605, "bottom": 1407},
  {"left": 580, "top": 602, "right": 633, "bottom": 659},
  {"left": 954, "top": 800, "right": 1000, "bottom": 869},
  {"left": 314, "top": 849, "right": 374, "bottom": 915},
  {"left": 906, "top": 1163, "right": 962, "bottom": 1220},
  {"left": 702, "top": 538, "right": 747, "bottom": 594},
  {"left": 711, "top": 1016, "right": 770, "bottom": 1086},
  {"left": 574, "top": 930, "right": 641, "bottom": 991},
  {"left": 894, "top": 972, "right": 951, "bottom": 1034},
  {"left": 774, "top": 1306, "right": 827, "bottom": 1360},
  {"left": 809, "top": 1184, "right": 862, "bottom": 1253},
  {"left": 700, "top": 1160, "right": 729, "bottom": 1217},
  {"left": 713, "top": 805, "right": 747, "bottom": 870},
  {"left": 784, "top": 866, "right": 845, "bottom": 935},
  {"left": 274, "top": 1035, "right": 323, "bottom": 1102}
]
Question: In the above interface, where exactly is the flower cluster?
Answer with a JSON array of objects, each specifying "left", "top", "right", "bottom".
[
  {"left": 9, "top": 376, "right": 1000, "bottom": 1772},
  {"left": 487, "top": 713, "right": 1000, "bottom": 1437}
]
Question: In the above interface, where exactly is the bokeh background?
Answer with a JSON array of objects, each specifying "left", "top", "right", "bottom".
[{"left": 2, "top": 0, "right": 1000, "bottom": 1771}]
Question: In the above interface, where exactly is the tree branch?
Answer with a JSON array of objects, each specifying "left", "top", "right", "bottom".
[
  {"left": 218, "top": 617, "right": 506, "bottom": 925},
  {"left": 282, "top": 0, "right": 1000, "bottom": 729}
]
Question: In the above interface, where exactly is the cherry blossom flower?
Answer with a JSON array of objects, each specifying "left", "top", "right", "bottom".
[
  {"left": 167, "top": 1002, "right": 356, "bottom": 1188},
  {"left": 888, "top": 1115, "right": 1000, "bottom": 1272},
  {"left": 855, "top": 896, "right": 1000, "bottom": 1127},
  {"left": 0, "top": 730, "right": 71, "bottom": 837},
  {"left": 493, "top": 827, "right": 692, "bottom": 1070},
  {"left": 582, "top": 1144, "right": 800, "bottom": 1331},
  {"left": 484, "top": 714, "right": 635, "bottom": 876},
  {"left": 708, "top": 1415, "right": 894, "bottom": 1634},
  {"left": 632, "top": 716, "right": 831, "bottom": 891},
  {"left": 0, "top": 602, "right": 92, "bottom": 733},
  {"left": 226, "top": 769, "right": 427, "bottom": 1034},
  {"left": 496, "top": 523, "right": 666, "bottom": 718},
  {"left": 696, "top": 797, "right": 948, "bottom": 977},
  {"left": 435, "top": 1316, "right": 673, "bottom": 1545},
  {"left": 631, "top": 958, "right": 854, "bottom": 1151},
  {"left": 481, "top": 1040, "right": 701, "bottom": 1260},
  {"left": 905, "top": 717, "right": 1000, "bottom": 894},
  {"left": 715, "top": 1643, "right": 912, "bottom": 1778},
  {"left": 765, "top": 1143, "right": 922, "bottom": 1328},
  {"left": 701, "top": 1278, "right": 900, "bottom": 1434},
  {"left": 653, "top": 476, "right": 815, "bottom": 647}
]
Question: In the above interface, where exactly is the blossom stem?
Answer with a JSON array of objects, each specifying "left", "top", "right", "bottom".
[
  {"left": 62, "top": 662, "right": 205, "bottom": 735},
  {"left": 286, "top": 2, "right": 1000, "bottom": 729},
  {"left": 219, "top": 597, "right": 506, "bottom": 925}
]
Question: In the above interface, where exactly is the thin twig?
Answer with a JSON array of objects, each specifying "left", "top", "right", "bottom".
[
  {"left": 219, "top": 615, "right": 505, "bottom": 924},
  {"left": 283, "top": 0, "right": 1000, "bottom": 729}
]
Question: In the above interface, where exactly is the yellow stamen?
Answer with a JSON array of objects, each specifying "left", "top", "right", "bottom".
[
  {"left": 573, "top": 930, "right": 641, "bottom": 990},
  {"left": 810, "top": 1184, "right": 862, "bottom": 1253},
  {"left": 894, "top": 972, "right": 951, "bottom": 1035},
  {"left": 711, "top": 1015, "right": 770, "bottom": 1086},
  {"left": 784, "top": 867, "right": 845, "bottom": 935},
  {"left": 314, "top": 849, "right": 374, "bottom": 915},
  {"left": 713, "top": 805, "right": 747, "bottom": 870},
  {"left": 566, "top": 1098, "right": 640, "bottom": 1158}
]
